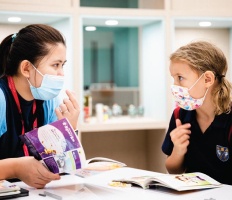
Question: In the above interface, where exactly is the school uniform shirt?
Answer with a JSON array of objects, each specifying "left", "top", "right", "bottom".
[
  {"left": 162, "top": 108, "right": 232, "bottom": 185},
  {"left": 0, "top": 76, "right": 59, "bottom": 159}
]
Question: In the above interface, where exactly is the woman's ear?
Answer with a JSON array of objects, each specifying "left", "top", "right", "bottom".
[
  {"left": 19, "top": 60, "right": 31, "bottom": 78},
  {"left": 204, "top": 71, "right": 215, "bottom": 87}
]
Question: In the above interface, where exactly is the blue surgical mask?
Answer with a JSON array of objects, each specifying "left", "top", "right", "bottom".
[{"left": 28, "top": 64, "right": 64, "bottom": 100}]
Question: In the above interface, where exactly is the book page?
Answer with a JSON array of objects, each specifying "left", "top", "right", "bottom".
[
  {"left": 112, "top": 172, "right": 221, "bottom": 191},
  {"left": 114, "top": 176, "right": 153, "bottom": 189},
  {"left": 87, "top": 157, "right": 126, "bottom": 165},
  {"left": 21, "top": 118, "right": 86, "bottom": 174},
  {"left": 76, "top": 158, "right": 126, "bottom": 178},
  {"left": 154, "top": 172, "right": 221, "bottom": 191}
]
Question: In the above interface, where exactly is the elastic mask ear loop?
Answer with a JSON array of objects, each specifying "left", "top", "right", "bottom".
[
  {"left": 31, "top": 64, "right": 44, "bottom": 77},
  {"left": 27, "top": 78, "right": 32, "bottom": 86},
  {"left": 202, "top": 87, "right": 209, "bottom": 100},
  {"left": 27, "top": 64, "right": 44, "bottom": 87},
  {"left": 188, "top": 73, "right": 205, "bottom": 91}
]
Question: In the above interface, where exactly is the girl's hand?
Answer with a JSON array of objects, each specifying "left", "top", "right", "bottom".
[
  {"left": 170, "top": 119, "right": 191, "bottom": 157},
  {"left": 15, "top": 157, "right": 60, "bottom": 189},
  {"left": 55, "top": 90, "right": 80, "bottom": 130}
]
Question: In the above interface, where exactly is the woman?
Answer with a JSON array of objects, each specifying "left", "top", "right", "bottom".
[{"left": 0, "top": 24, "right": 79, "bottom": 188}]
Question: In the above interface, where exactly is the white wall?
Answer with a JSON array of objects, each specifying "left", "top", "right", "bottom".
[
  {"left": 174, "top": 28, "right": 230, "bottom": 79},
  {"left": 0, "top": 24, "right": 24, "bottom": 42},
  {"left": 140, "top": 21, "right": 166, "bottom": 120}
]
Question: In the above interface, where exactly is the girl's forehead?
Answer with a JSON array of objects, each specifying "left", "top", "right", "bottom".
[{"left": 169, "top": 61, "right": 193, "bottom": 76}]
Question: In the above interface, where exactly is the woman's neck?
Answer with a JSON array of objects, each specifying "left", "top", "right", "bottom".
[{"left": 12, "top": 75, "right": 34, "bottom": 101}]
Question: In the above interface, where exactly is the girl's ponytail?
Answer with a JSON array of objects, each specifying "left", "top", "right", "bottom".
[{"left": 213, "top": 77, "right": 232, "bottom": 114}]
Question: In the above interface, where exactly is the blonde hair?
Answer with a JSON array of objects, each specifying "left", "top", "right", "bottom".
[{"left": 170, "top": 41, "right": 232, "bottom": 115}]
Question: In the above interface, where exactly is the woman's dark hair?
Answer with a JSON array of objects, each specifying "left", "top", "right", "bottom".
[{"left": 0, "top": 24, "right": 66, "bottom": 76}]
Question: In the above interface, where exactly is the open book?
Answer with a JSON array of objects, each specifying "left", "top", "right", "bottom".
[
  {"left": 20, "top": 118, "right": 86, "bottom": 174},
  {"left": 75, "top": 157, "right": 126, "bottom": 178},
  {"left": 112, "top": 172, "right": 222, "bottom": 191}
]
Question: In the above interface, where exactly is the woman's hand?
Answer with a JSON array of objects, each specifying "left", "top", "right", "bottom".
[
  {"left": 14, "top": 157, "right": 60, "bottom": 189},
  {"left": 170, "top": 119, "right": 191, "bottom": 157},
  {"left": 55, "top": 90, "right": 80, "bottom": 130}
]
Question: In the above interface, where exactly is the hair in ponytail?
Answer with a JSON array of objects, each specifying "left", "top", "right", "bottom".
[
  {"left": 170, "top": 40, "right": 232, "bottom": 115},
  {"left": 0, "top": 35, "right": 14, "bottom": 77}
]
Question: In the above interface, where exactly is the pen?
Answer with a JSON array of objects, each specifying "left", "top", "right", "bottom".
[{"left": 43, "top": 191, "right": 62, "bottom": 200}]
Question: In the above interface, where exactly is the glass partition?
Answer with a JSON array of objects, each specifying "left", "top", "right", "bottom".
[
  {"left": 83, "top": 26, "right": 139, "bottom": 115},
  {"left": 82, "top": 16, "right": 166, "bottom": 120}
]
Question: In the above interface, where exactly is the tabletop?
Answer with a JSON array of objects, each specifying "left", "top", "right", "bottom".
[{"left": 15, "top": 167, "right": 232, "bottom": 200}]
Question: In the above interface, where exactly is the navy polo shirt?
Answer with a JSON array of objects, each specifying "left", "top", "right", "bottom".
[{"left": 162, "top": 108, "right": 232, "bottom": 185}]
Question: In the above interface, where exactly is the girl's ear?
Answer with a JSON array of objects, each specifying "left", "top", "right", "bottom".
[
  {"left": 204, "top": 71, "right": 215, "bottom": 87},
  {"left": 19, "top": 60, "right": 31, "bottom": 78}
]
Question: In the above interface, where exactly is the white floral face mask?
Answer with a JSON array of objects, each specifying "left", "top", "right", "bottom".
[{"left": 171, "top": 73, "right": 209, "bottom": 110}]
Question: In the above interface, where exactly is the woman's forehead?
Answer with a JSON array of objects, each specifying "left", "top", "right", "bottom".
[{"left": 40, "top": 43, "right": 66, "bottom": 64}]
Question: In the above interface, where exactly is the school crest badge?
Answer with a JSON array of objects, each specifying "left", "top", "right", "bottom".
[{"left": 216, "top": 145, "right": 229, "bottom": 162}]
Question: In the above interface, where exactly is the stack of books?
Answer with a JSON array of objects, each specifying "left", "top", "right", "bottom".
[{"left": 0, "top": 180, "right": 28, "bottom": 199}]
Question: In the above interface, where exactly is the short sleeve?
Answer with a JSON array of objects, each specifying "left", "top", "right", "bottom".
[
  {"left": 161, "top": 111, "right": 176, "bottom": 156},
  {"left": 43, "top": 97, "right": 59, "bottom": 124},
  {"left": 0, "top": 89, "right": 7, "bottom": 136}
]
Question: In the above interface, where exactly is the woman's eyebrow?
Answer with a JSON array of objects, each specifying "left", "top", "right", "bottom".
[{"left": 53, "top": 60, "right": 67, "bottom": 64}]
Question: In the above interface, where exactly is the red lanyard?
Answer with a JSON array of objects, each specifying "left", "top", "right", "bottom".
[{"left": 7, "top": 76, "right": 37, "bottom": 156}]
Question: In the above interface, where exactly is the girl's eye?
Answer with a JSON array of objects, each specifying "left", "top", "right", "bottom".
[{"left": 178, "top": 76, "right": 183, "bottom": 81}]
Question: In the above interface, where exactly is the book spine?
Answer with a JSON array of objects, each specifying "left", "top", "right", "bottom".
[{"left": 19, "top": 135, "right": 42, "bottom": 160}]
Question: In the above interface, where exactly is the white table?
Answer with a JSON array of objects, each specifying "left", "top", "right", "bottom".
[{"left": 16, "top": 167, "right": 232, "bottom": 200}]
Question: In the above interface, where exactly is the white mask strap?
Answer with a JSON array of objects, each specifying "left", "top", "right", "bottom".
[
  {"left": 188, "top": 73, "right": 204, "bottom": 91},
  {"left": 31, "top": 64, "right": 44, "bottom": 77}
]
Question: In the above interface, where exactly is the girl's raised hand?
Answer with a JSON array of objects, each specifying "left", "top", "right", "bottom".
[{"left": 170, "top": 119, "right": 191, "bottom": 157}]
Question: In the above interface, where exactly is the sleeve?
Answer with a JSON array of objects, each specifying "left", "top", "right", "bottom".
[
  {"left": 161, "top": 110, "right": 177, "bottom": 156},
  {"left": 0, "top": 89, "right": 7, "bottom": 137},
  {"left": 43, "top": 97, "right": 60, "bottom": 124}
]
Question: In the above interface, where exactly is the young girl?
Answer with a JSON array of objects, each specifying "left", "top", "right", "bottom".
[
  {"left": 162, "top": 41, "right": 232, "bottom": 185},
  {"left": 0, "top": 24, "right": 79, "bottom": 188}
]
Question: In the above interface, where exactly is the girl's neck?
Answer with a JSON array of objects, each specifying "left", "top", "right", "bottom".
[{"left": 196, "top": 94, "right": 215, "bottom": 121}]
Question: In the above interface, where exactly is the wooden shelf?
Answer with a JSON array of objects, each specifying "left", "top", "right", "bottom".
[{"left": 80, "top": 116, "right": 167, "bottom": 132}]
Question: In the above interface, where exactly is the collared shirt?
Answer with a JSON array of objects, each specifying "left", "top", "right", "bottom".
[{"left": 162, "top": 108, "right": 232, "bottom": 185}]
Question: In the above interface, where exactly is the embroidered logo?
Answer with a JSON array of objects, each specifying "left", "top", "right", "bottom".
[{"left": 216, "top": 145, "right": 229, "bottom": 162}]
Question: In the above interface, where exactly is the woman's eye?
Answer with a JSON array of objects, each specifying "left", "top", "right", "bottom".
[{"left": 53, "top": 63, "right": 60, "bottom": 68}]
